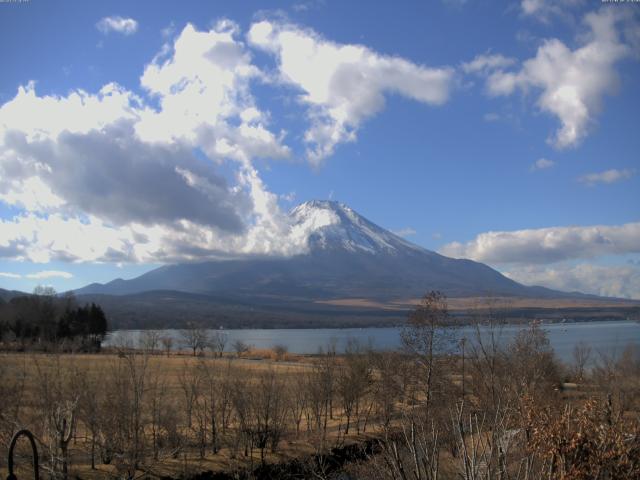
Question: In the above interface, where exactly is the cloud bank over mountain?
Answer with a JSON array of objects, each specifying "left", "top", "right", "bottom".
[
  {"left": 441, "top": 222, "right": 640, "bottom": 298},
  {"left": 1, "top": 19, "right": 455, "bottom": 263}
]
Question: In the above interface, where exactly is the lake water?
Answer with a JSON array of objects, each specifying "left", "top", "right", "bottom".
[{"left": 105, "top": 320, "right": 640, "bottom": 363}]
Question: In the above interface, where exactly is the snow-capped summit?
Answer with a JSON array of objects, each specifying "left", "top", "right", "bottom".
[
  {"left": 75, "top": 200, "right": 569, "bottom": 302},
  {"left": 290, "top": 200, "right": 422, "bottom": 255}
]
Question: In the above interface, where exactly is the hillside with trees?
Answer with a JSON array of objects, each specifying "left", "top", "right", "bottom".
[{"left": 0, "top": 287, "right": 108, "bottom": 351}]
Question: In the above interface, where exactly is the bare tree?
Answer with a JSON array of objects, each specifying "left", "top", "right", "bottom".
[
  {"left": 572, "top": 340, "right": 592, "bottom": 382},
  {"left": 178, "top": 361, "right": 202, "bottom": 429},
  {"left": 246, "top": 370, "right": 288, "bottom": 463},
  {"left": 232, "top": 339, "right": 250, "bottom": 358},
  {"left": 210, "top": 331, "right": 227, "bottom": 358},
  {"left": 467, "top": 297, "right": 510, "bottom": 418},
  {"left": 160, "top": 335, "right": 173, "bottom": 357},
  {"left": 181, "top": 323, "right": 210, "bottom": 356},
  {"left": 287, "top": 372, "right": 308, "bottom": 437},
  {"left": 76, "top": 368, "right": 101, "bottom": 469},
  {"left": 401, "top": 291, "right": 455, "bottom": 410},
  {"left": 102, "top": 348, "right": 149, "bottom": 476},
  {"left": 139, "top": 330, "right": 160, "bottom": 354},
  {"left": 337, "top": 338, "right": 372, "bottom": 434},
  {"left": 506, "top": 321, "right": 560, "bottom": 407},
  {"left": 370, "top": 351, "right": 403, "bottom": 428},
  {"left": 34, "top": 357, "right": 78, "bottom": 480}
]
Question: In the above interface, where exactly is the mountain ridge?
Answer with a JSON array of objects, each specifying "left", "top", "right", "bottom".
[{"left": 75, "top": 200, "right": 586, "bottom": 300}]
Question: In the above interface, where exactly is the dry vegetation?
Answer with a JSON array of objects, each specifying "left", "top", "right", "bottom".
[{"left": 1, "top": 292, "right": 639, "bottom": 480}]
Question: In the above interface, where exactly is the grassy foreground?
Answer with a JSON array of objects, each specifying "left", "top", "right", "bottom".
[{"left": 1, "top": 297, "right": 639, "bottom": 479}]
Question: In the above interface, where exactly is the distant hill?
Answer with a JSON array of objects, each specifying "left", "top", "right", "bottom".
[{"left": 0, "top": 288, "right": 26, "bottom": 303}]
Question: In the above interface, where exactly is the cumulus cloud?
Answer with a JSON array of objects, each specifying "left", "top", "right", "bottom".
[
  {"left": 503, "top": 263, "right": 640, "bottom": 299},
  {"left": 247, "top": 20, "right": 453, "bottom": 164},
  {"left": 578, "top": 168, "right": 635, "bottom": 186},
  {"left": 440, "top": 222, "right": 640, "bottom": 265},
  {"left": 530, "top": 158, "right": 555, "bottom": 171},
  {"left": 96, "top": 16, "right": 138, "bottom": 35},
  {"left": 0, "top": 21, "right": 312, "bottom": 264},
  {"left": 1, "top": 121, "right": 247, "bottom": 230},
  {"left": 482, "top": 8, "right": 638, "bottom": 148},
  {"left": 138, "top": 21, "right": 290, "bottom": 163}
]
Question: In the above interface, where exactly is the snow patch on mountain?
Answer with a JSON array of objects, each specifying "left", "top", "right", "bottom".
[{"left": 289, "top": 200, "right": 425, "bottom": 255}]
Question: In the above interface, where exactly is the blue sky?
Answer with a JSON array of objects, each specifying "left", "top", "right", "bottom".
[{"left": 0, "top": 0, "right": 639, "bottom": 298}]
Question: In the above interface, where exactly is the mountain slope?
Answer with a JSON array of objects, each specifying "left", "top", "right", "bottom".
[{"left": 75, "top": 200, "right": 575, "bottom": 301}]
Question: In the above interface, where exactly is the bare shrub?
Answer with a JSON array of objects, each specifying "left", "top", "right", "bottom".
[
  {"left": 232, "top": 339, "right": 250, "bottom": 358},
  {"left": 273, "top": 343, "right": 288, "bottom": 361}
]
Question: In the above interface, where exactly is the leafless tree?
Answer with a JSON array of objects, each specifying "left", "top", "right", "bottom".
[
  {"left": 232, "top": 339, "right": 250, "bottom": 358},
  {"left": 146, "top": 363, "right": 172, "bottom": 461},
  {"left": 287, "top": 372, "right": 308, "bottom": 437},
  {"left": 506, "top": 321, "right": 560, "bottom": 408},
  {"left": 34, "top": 357, "right": 78, "bottom": 480},
  {"left": 139, "top": 330, "right": 160, "bottom": 354},
  {"left": 181, "top": 323, "right": 210, "bottom": 356},
  {"left": 337, "top": 338, "right": 372, "bottom": 434},
  {"left": 572, "top": 340, "right": 592, "bottom": 382},
  {"left": 160, "top": 335, "right": 173, "bottom": 356},
  {"left": 370, "top": 351, "right": 403, "bottom": 428},
  {"left": 247, "top": 370, "right": 288, "bottom": 463},
  {"left": 102, "top": 348, "right": 149, "bottom": 476},
  {"left": 0, "top": 359, "right": 26, "bottom": 467},
  {"left": 76, "top": 368, "right": 101, "bottom": 469},
  {"left": 401, "top": 291, "right": 456, "bottom": 410},
  {"left": 179, "top": 361, "right": 202, "bottom": 429},
  {"left": 210, "top": 331, "right": 227, "bottom": 358},
  {"left": 467, "top": 297, "right": 510, "bottom": 418}
]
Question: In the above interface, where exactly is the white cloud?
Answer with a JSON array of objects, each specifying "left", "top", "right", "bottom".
[
  {"left": 530, "top": 158, "right": 555, "bottom": 171},
  {"left": 462, "top": 53, "right": 516, "bottom": 74},
  {"left": 248, "top": 20, "right": 453, "bottom": 165},
  {"left": 26, "top": 270, "right": 73, "bottom": 280},
  {"left": 503, "top": 263, "right": 640, "bottom": 299},
  {"left": 485, "top": 8, "right": 637, "bottom": 148},
  {"left": 578, "top": 168, "right": 635, "bottom": 186},
  {"left": 0, "top": 22, "right": 309, "bottom": 264},
  {"left": 138, "top": 21, "right": 290, "bottom": 163},
  {"left": 392, "top": 227, "right": 417, "bottom": 237},
  {"left": 0, "top": 272, "right": 21, "bottom": 279},
  {"left": 520, "top": 0, "right": 584, "bottom": 22},
  {"left": 440, "top": 222, "right": 640, "bottom": 265},
  {"left": 96, "top": 16, "right": 138, "bottom": 35}
]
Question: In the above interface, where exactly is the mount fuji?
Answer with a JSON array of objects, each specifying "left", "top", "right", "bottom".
[{"left": 76, "top": 200, "right": 561, "bottom": 300}]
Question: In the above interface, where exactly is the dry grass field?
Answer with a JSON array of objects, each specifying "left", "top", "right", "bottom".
[
  {"left": 0, "top": 348, "right": 394, "bottom": 479},
  {"left": 1, "top": 297, "right": 639, "bottom": 479},
  {"left": 317, "top": 295, "right": 640, "bottom": 310}
]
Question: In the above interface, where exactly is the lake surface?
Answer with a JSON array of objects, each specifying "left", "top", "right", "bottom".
[{"left": 105, "top": 320, "right": 640, "bottom": 363}]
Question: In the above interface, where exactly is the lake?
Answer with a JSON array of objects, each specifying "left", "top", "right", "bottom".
[{"left": 104, "top": 320, "right": 640, "bottom": 363}]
